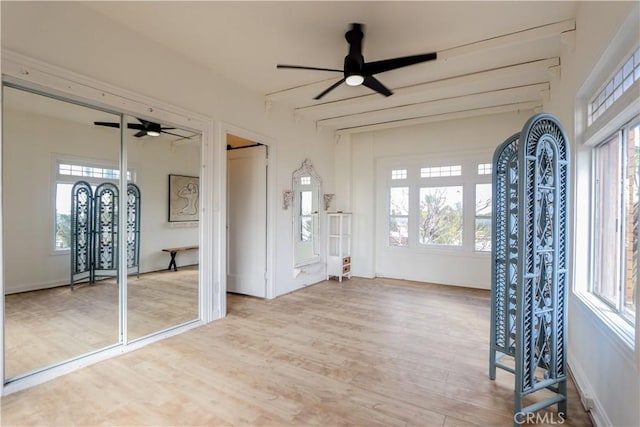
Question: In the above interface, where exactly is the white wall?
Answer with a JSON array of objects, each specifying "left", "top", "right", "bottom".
[
  {"left": 342, "top": 111, "right": 534, "bottom": 289},
  {"left": 1, "top": 1, "right": 336, "bottom": 298},
  {"left": 544, "top": 2, "right": 640, "bottom": 426}
]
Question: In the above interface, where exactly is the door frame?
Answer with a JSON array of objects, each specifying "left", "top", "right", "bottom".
[{"left": 219, "top": 122, "right": 276, "bottom": 310}]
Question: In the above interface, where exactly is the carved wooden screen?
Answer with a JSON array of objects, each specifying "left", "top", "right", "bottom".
[{"left": 490, "top": 114, "right": 570, "bottom": 424}]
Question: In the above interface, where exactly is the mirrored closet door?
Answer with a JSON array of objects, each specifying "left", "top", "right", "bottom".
[
  {"left": 124, "top": 115, "right": 201, "bottom": 340},
  {"left": 2, "top": 85, "right": 122, "bottom": 379},
  {"left": 2, "top": 87, "right": 202, "bottom": 382}
]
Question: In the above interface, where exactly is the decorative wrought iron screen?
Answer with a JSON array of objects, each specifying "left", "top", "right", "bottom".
[
  {"left": 70, "top": 181, "right": 141, "bottom": 289},
  {"left": 489, "top": 114, "right": 570, "bottom": 425}
]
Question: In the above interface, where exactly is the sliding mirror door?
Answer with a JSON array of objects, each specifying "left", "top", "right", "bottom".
[
  {"left": 2, "top": 85, "right": 122, "bottom": 380},
  {"left": 125, "top": 115, "right": 201, "bottom": 340}
]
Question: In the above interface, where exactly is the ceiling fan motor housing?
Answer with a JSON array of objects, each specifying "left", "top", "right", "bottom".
[{"left": 344, "top": 23, "right": 365, "bottom": 78}]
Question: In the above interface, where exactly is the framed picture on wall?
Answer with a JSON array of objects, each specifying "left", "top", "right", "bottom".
[{"left": 168, "top": 174, "right": 199, "bottom": 222}]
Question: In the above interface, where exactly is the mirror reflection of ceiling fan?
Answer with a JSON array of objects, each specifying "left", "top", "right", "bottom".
[{"left": 93, "top": 118, "right": 183, "bottom": 138}]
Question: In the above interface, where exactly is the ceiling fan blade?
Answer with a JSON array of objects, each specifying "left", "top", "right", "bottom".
[
  {"left": 314, "top": 78, "right": 346, "bottom": 100},
  {"left": 94, "top": 121, "right": 120, "bottom": 128},
  {"left": 362, "top": 75, "right": 393, "bottom": 97},
  {"left": 133, "top": 130, "right": 147, "bottom": 138},
  {"left": 277, "top": 64, "right": 343, "bottom": 73},
  {"left": 161, "top": 129, "right": 187, "bottom": 138},
  {"left": 127, "top": 123, "right": 144, "bottom": 130},
  {"left": 364, "top": 52, "right": 437, "bottom": 75}
]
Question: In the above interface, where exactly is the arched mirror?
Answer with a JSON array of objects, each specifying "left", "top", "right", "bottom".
[{"left": 292, "top": 159, "right": 321, "bottom": 267}]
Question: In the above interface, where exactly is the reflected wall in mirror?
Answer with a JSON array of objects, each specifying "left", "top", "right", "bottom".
[
  {"left": 2, "top": 85, "right": 121, "bottom": 379},
  {"left": 124, "top": 115, "right": 201, "bottom": 341},
  {"left": 2, "top": 87, "right": 203, "bottom": 382},
  {"left": 292, "top": 159, "right": 322, "bottom": 267}
]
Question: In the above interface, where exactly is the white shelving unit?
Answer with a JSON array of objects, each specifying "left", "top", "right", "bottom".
[{"left": 327, "top": 212, "right": 352, "bottom": 282}]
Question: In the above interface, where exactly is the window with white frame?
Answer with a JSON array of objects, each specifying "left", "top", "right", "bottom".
[
  {"left": 385, "top": 160, "right": 491, "bottom": 251},
  {"left": 588, "top": 47, "right": 640, "bottom": 126},
  {"left": 592, "top": 119, "right": 638, "bottom": 323},
  {"left": 55, "top": 160, "right": 133, "bottom": 251},
  {"left": 477, "top": 163, "right": 492, "bottom": 175},
  {"left": 475, "top": 183, "right": 492, "bottom": 251},
  {"left": 418, "top": 186, "right": 463, "bottom": 246},
  {"left": 389, "top": 186, "right": 409, "bottom": 246}
]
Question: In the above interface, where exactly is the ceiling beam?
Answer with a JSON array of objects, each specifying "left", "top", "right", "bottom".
[
  {"left": 334, "top": 101, "right": 542, "bottom": 135},
  {"left": 316, "top": 83, "right": 549, "bottom": 128},
  {"left": 438, "top": 19, "right": 575, "bottom": 60}
]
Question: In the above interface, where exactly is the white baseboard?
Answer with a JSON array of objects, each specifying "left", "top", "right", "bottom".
[{"left": 568, "top": 354, "right": 612, "bottom": 427}]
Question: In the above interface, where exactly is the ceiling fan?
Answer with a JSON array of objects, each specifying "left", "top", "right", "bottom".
[
  {"left": 93, "top": 118, "right": 181, "bottom": 138},
  {"left": 277, "top": 23, "right": 437, "bottom": 100}
]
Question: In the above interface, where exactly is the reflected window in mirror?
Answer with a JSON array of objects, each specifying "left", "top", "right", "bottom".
[
  {"left": 292, "top": 159, "right": 322, "bottom": 268},
  {"left": 300, "top": 188, "right": 313, "bottom": 242}
]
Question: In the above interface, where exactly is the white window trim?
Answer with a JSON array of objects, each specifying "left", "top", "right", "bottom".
[
  {"left": 381, "top": 153, "right": 493, "bottom": 254},
  {"left": 573, "top": 9, "right": 639, "bottom": 359}
]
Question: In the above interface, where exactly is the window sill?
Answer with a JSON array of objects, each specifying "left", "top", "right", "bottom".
[{"left": 573, "top": 290, "right": 635, "bottom": 351}]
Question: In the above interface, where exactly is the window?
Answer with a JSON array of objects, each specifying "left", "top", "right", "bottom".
[
  {"left": 391, "top": 169, "right": 407, "bottom": 180},
  {"left": 389, "top": 187, "right": 409, "bottom": 246},
  {"left": 418, "top": 186, "right": 463, "bottom": 246},
  {"left": 475, "top": 183, "right": 492, "bottom": 251},
  {"left": 384, "top": 157, "right": 491, "bottom": 251},
  {"left": 299, "top": 190, "right": 313, "bottom": 241},
  {"left": 477, "top": 163, "right": 492, "bottom": 175},
  {"left": 592, "top": 119, "right": 638, "bottom": 323},
  {"left": 420, "top": 165, "right": 461, "bottom": 178},
  {"left": 588, "top": 47, "right": 640, "bottom": 126},
  {"left": 55, "top": 160, "right": 132, "bottom": 251}
]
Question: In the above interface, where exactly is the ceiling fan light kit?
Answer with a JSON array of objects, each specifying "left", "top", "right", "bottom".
[
  {"left": 277, "top": 22, "right": 437, "bottom": 99},
  {"left": 345, "top": 74, "right": 364, "bottom": 86}
]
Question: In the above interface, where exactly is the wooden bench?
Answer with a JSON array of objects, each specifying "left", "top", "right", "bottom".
[{"left": 162, "top": 245, "right": 199, "bottom": 271}]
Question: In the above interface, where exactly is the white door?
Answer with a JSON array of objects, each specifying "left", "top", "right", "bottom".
[{"left": 227, "top": 144, "right": 267, "bottom": 297}]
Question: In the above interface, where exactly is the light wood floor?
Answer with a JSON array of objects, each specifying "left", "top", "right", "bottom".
[
  {"left": 1, "top": 277, "right": 591, "bottom": 426},
  {"left": 4, "top": 267, "right": 198, "bottom": 379}
]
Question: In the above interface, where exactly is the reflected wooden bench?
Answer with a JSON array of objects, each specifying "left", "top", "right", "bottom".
[{"left": 161, "top": 245, "right": 199, "bottom": 271}]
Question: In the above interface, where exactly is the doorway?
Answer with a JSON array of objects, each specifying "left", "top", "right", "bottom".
[{"left": 226, "top": 134, "right": 267, "bottom": 298}]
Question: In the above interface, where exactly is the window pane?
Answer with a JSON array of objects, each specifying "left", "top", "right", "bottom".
[
  {"left": 300, "top": 216, "right": 312, "bottom": 242},
  {"left": 391, "top": 169, "right": 407, "bottom": 180},
  {"left": 421, "top": 165, "right": 462, "bottom": 178},
  {"left": 389, "top": 186, "right": 409, "bottom": 247},
  {"left": 55, "top": 183, "right": 73, "bottom": 249},
  {"left": 419, "top": 186, "right": 463, "bottom": 245},
  {"left": 475, "top": 183, "right": 492, "bottom": 216},
  {"left": 300, "top": 190, "right": 312, "bottom": 215},
  {"left": 478, "top": 163, "right": 492, "bottom": 175},
  {"left": 389, "top": 217, "right": 408, "bottom": 247},
  {"left": 594, "top": 134, "right": 622, "bottom": 306},
  {"left": 475, "top": 218, "right": 492, "bottom": 251},
  {"left": 475, "top": 183, "right": 492, "bottom": 252},
  {"left": 389, "top": 187, "right": 409, "bottom": 215},
  {"left": 624, "top": 123, "right": 639, "bottom": 321}
]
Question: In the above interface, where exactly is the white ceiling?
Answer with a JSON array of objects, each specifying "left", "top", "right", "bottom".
[{"left": 84, "top": 1, "right": 579, "bottom": 134}]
